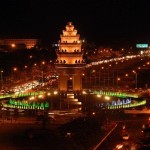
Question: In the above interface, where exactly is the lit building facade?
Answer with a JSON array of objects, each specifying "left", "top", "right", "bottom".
[
  {"left": 0, "top": 39, "right": 38, "bottom": 49},
  {"left": 55, "top": 22, "right": 85, "bottom": 92}
]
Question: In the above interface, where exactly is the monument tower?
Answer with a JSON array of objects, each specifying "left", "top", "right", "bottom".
[{"left": 55, "top": 22, "right": 85, "bottom": 105}]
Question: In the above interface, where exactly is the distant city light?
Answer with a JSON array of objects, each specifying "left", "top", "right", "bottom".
[
  {"left": 140, "top": 51, "right": 144, "bottom": 55},
  {"left": 11, "top": 44, "right": 16, "bottom": 47}
]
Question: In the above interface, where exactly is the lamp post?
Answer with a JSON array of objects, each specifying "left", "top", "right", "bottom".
[
  {"left": 82, "top": 91, "right": 87, "bottom": 112},
  {"left": 60, "top": 93, "right": 62, "bottom": 110},
  {"left": 135, "top": 73, "right": 137, "bottom": 89},
  {"left": 13, "top": 67, "right": 17, "bottom": 81},
  {"left": 99, "top": 70, "right": 100, "bottom": 89},
  {"left": 47, "top": 92, "right": 53, "bottom": 110},
  {"left": 41, "top": 61, "right": 45, "bottom": 87},
  {"left": 0, "top": 70, "right": 3, "bottom": 90},
  {"left": 132, "top": 70, "right": 137, "bottom": 89},
  {"left": 117, "top": 77, "right": 120, "bottom": 90},
  {"left": 42, "top": 70, "right": 44, "bottom": 86},
  {"left": 107, "top": 70, "right": 110, "bottom": 87}
]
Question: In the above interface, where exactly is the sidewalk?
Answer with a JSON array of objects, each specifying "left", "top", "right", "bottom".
[
  {"left": 0, "top": 114, "right": 77, "bottom": 125},
  {"left": 0, "top": 117, "right": 36, "bottom": 124}
]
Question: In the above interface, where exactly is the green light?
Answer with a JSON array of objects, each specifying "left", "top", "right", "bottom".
[
  {"left": 94, "top": 90, "right": 138, "bottom": 98},
  {"left": 5, "top": 98, "right": 49, "bottom": 110}
]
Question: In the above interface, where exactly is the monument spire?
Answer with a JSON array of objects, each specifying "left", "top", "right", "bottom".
[{"left": 55, "top": 22, "right": 86, "bottom": 109}]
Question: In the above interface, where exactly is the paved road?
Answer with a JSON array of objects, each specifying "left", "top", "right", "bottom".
[
  {"left": 95, "top": 115, "right": 149, "bottom": 150},
  {"left": 0, "top": 112, "right": 85, "bottom": 150},
  {"left": 0, "top": 124, "right": 65, "bottom": 150}
]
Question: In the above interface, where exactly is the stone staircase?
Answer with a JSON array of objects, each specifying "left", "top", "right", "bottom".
[{"left": 62, "top": 92, "right": 82, "bottom": 109}]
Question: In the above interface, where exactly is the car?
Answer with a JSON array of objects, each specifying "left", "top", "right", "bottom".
[
  {"left": 114, "top": 144, "right": 123, "bottom": 150},
  {"left": 122, "top": 132, "right": 130, "bottom": 140},
  {"left": 142, "top": 123, "right": 150, "bottom": 131}
]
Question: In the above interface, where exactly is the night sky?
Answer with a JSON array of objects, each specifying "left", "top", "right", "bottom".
[{"left": 0, "top": 0, "right": 150, "bottom": 46}]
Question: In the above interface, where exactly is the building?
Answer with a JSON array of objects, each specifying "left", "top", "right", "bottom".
[
  {"left": 54, "top": 22, "right": 86, "bottom": 109},
  {"left": 55, "top": 22, "right": 86, "bottom": 92},
  {"left": 0, "top": 38, "right": 38, "bottom": 50}
]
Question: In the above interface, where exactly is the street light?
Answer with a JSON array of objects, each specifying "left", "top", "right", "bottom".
[
  {"left": 11, "top": 44, "right": 16, "bottom": 48},
  {"left": 13, "top": 67, "right": 17, "bottom": 71},
  {"left": 104, "top": 96, "right": 110, "bottom": 101}
]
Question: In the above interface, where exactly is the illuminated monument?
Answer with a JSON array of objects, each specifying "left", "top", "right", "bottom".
[{"left": 55, "top": 22, "right": 85, "bottom": 108}]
